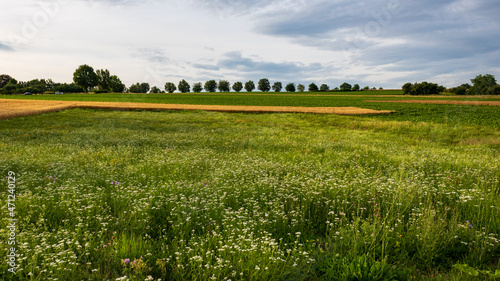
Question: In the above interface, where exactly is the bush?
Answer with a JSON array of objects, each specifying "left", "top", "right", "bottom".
[
  {"left": 285, "top": 83, "right": 296, "bottom": 92},
  {"left": 402, "top": 82, "right": 444, "bottom": 95}
]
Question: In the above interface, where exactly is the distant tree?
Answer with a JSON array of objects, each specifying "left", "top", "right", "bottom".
[
  {"left": 402, "top": 83, "right": 413, "bottom": 95},
  {"left": 109, "top": 75, "right": 125, "bottom": 93},
  {"left": 232, "top": 82, "right": 243, "bottom": 92},
  {"left": 96, "top": 69, "right": 111, "bottom": 92},
  {"left": 150, "top": 86, "right": 162, "bottom": 94},
  {"left": 340, "top": 82, "right": 352, "bottom": 91},
  {"left": 297, "top": 84, "right": 305, "bottom": 92},
  {"left": 218, "top": 80, "right": 231, "bottom": 92},
  {"left": 272, "top": 82, "right": 282, "bottom": 92},
  {"left": 73, "top": 64, "right": 98, "bottom": 92},
  {"left": 204, "top": 80, "right": 217, "bottom": 93},
  {"left": 363, "top": 86, "right": 370, "bottom": 90},
  {"left": 320, "top": 84, "right": 329, "bottom": 91},
  {"left": 379, "top": 87, "right": 384, "bottom": 90},
  {"left": 193, "top": 82, "right": 203, "bottom": 93},
  {"left": 141, "top": 83, "right": 150, "bottom": 93},
  {"left": 308, "top": 83, "right": 319, "bottom": 92},
  {"left": 0, "top": 74, "right": 13, "bottom": 89},
  {"left": 352, "top": 84, "right": 360, "bottom": 91},
  {"left": 486, "top": 85, "right": 500, "bottom": 95},
  {"left": 470, "top": 74, "right": 497, "bottom": 95},
  {"left": 244, "top": 80, "right": 255, "bottom": 92},
  {"left": 258, "top": 78, "right": 271, "bottom": 92},
  {"left": 55, "top": 83, "right": 83, "bottom": 93},
  {"left": 285, "top": 83, "right": 296, "bottom": 92},
  {"left": 178, "top": 79, "right": 190, "bottom": 93},
  {"left": 129, "top": 83, "right": 141, "bottom": 93},
  {"left": 402, "top": 82, "right": 443, "bottom": 95},
  {"left": 165, "top": 82, "right": 177, "bottom": 93},
  {"left": 0, "top": 80, "right": 19, "bottom": 95},
  {"left": 447, "top": 84, "right": 470, "bottom": 95}
]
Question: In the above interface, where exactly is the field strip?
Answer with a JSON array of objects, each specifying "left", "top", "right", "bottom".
[
  {"left": 364, "top": 99, "right": 500, "bottom": 106},
  {"left": 0, "top": 99, "right": 394, "bottom": 120}
]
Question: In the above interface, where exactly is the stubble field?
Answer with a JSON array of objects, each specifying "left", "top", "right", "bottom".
[{"left": 0, "top": 92, "right": 499, "bottom": 280}]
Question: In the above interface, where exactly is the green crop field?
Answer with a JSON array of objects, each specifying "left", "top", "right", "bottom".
[{"left": 0, "top": 93, "right": 499, "bottom": 280}]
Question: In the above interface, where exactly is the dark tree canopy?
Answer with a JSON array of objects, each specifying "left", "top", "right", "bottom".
[
  {"left": 352, "top": 84, "right": 360, "bottom": 91},
  {"left": 73, "top": 64, "right": 98, "bottom": 92},
  {"left": 285, "top": 83, "right": 296, "bottom": 92},
  {"left": 340, "top": 82, "right": 352, "bottom": 91},
  {"left": 178, "top": 79, "right": 190, "bottom": 93},
  {"left": 402, "top": 81, "right": 444, "bottom": 95},
  {"left": 109, "top": 75, "right": 125, "bottom": 93},
  {"left": 470, "top": 74, "right": 497, "bottom": 95},
  {"left": 165, "top": 82, "right": 177, "bottom": 93},
  {"left": 193, "top": 82, "right": 203, "bottom": 93},
  {"left": 218, "top": 80, "right": 231, "bottom": 92},
  {"left": 308, "top": 83, "right": 319, "bottom": 92},
  {"left": 0, "top": 74, "right": 13, "bottom": 88},
  {"left": 272, "top": 82, "right": 282, "bottom": 92},
  {"left": 244, "top": 80, "right": 255, "bottom": 92},
  {"left": 129, "top": 82, "right": 150, "bottom": 93},
  {"left": 96, "top": 69, "right": 111, "bottom": 92},
  {"left": 204, "top": 80, "right": 217, "bottom": 93},
  {"left": 150, "top": 86, "right": 162, "bottom": 94},
  {"left": 258, "top": 78, "right": 271, "bottom": 92},
  {"left": 232, "top": 82, "right": 243, "bottom": 92},
  {"left": 320, "top": 84, "right": 329, "bottom": 91}
]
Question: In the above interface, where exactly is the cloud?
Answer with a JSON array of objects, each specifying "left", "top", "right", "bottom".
[
  {"left": 0, "top": 42, "right": 13, "bottom": 51},
  {"left": 192, "top": 63, "right": 220, "bottom": 71},
  {"left": 131, "top": 48, "right": 169, "bottom": 63},
  {"left": 217, "top": 51, "right": 326, "bottom": 81}
]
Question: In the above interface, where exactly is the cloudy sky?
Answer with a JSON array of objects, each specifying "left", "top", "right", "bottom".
[{"left": 1, "top": 0, "right": 499, "bottom": 89}]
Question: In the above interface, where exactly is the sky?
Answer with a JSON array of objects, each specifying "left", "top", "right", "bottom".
[{"left": 1, "top": 0, "right": 500, "bottom": 90}]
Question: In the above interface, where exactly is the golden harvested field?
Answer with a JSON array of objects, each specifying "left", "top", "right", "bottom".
[
  {"left": 365, "top": 99, "right": 500, "bottom": 106},
  {"left": 0, "top": 99, "right": 394, "bottom": 120}
]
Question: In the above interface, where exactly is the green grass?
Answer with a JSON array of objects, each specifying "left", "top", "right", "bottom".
[
  {"left": 2, "top": 92, "right": 500, "bottom": 129},
  {"left": 0, "top": 107, "right": 499, "bottom": 280}
]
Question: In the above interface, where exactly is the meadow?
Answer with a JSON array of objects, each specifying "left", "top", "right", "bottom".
[{"left": 0, "top": 93, "right": 499, "bottom": 280}]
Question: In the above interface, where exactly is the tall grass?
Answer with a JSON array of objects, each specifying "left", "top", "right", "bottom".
[{"left": 0, "top": 109, "right": 498, "bottom": 280}]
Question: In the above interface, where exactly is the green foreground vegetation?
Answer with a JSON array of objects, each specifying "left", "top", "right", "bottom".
[
  {"left": 2, "top": 91, "right": 500, "bottom": 129},
  {"left": 0, "top": 99, "right": 499, "bottom": 280}
]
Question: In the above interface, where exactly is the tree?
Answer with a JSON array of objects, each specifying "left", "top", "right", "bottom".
[
  {"left": 141, "top": 83, "right": 150, "bottom": 93},
  {"left": 0, "top": 74, "right": 13, "bottom": 89},
  {"left": 178, "top": 79, "right": 190, "bottom": 93},
  {"left": 129, "top": 83, "right": 141, "bottom": 93},
  {"left": 402, "top": 83, "right": 413, "bottom": 95},
  {"left": 320, "top": 84, "right": 329, "bottom": 91},
  {"left": 73, "top": 64, "right": 98, "bottom": 92},
  {"left": 218, "top": 80, "right": 231, "bottom": 92},
  {"left": 308, "top": 83, "right": 319, "bottom": 92},
  {"left": 244, "top": 80, "right": 255, "bottom": 92},
  {"left": 340, "top": 82, "right": 352, "bottom": 91},
  {"left": 204, "top": 80, "right": 217, "bottom": 93},
  {"left": 165, "top": 82, "right": 176, "bottom": 93},
  {"left": 297, "top": 84, "right": 305, "bottom": 92},
  {"left": 109, "top": 75, "right": 125, "bottom": 93},
  {"left": 150, "top": 86, "right": 162, "bottom": 94},
  {"left": 232, "top": 82, "right": 243, "bottom": 92},
  {"left": 96, "top": 69, "right": 111, "bottom": 92},
  {"left": 272, "top": 82, "right": 282, "bottom": 92},
  {"left": 352, "top": 84, "right": 360, "bottom": 91},
  {"left": 193, "top": 82, "right": 203, "bottom": 93},
  {"left": 402, "top": 82, "right": 443, "bottom": 95},
  {"left": 470, "top": 74, "right": 497, "bottom": 95},
  {"left": 258, "top": 78, "right": 271, "bottom": 92},
  {"left": 285, "top": 83, "right": 296, "bottom": 92}
]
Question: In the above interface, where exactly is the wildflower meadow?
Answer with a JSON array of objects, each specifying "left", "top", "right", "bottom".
[{"left": 0, "top": 107, "right": 499, "bottom": 280}]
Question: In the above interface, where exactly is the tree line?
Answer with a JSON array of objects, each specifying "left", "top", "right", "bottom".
[
  {"left": 1, "top": 64, "right": 498, "bottom": 95},
  {"left": 402, "top": 74, "right": 500, "bottom": 95}
]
